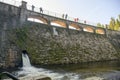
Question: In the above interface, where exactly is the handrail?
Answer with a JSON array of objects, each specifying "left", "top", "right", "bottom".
[
  {"left": 0, "top": 72, "right": 19, "bottom": 80},
  {"left": 27, "top": 5, "right": 98, "bottom": 26},
  {"left": 0, "top": 0, "right": 99, "bottom": 27}
]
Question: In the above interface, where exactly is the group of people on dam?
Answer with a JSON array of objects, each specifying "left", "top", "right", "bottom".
[{"left": 31, "top": 5, "right": 87, "bottom": 24}]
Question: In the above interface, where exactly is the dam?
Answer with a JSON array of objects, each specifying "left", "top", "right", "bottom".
[{"left": 0, "top": 0, "right": 120, "bottom": 69}]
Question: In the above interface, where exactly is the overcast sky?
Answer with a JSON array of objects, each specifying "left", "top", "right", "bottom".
[{"left": 3, "top": 0, "right": 120, "bottom": 25}]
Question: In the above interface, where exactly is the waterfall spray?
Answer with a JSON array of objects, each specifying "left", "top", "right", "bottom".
[{"left": 22, "top": 50, "right": 31, "bottom": 67}]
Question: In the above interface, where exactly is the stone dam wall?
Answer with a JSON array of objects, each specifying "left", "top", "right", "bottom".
[
  {"left": 0, "top": 2, "right": 22, "bottom": 69},
  {"left": 0, "top": 1, "right": 120, "bottom": 69},
  {"left": 4, "top": 22, "right": 120, "bottom": 66}
]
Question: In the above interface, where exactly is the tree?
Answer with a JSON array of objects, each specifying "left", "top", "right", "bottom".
[
  {"left": 118, "top": 15, "right": 120, "bottom": 21},
  {"left": 109, "top": 17, "right": 115, "bottom": 30},
  {"left": 114, "top": 19, "right": 120, "bottom": 30},
  {"left": 97, "top": 23, "right": 105, "bottom": 28},
  {"left": 97, "top": 23, "right": 102, "bottom": 27}
]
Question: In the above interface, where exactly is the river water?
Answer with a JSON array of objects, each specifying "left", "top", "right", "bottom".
[
  {"left": 1, "top": 54, "right": 120, "bottom": 80},
  {"left": 40, "top": 61, "right": 120, "bottom": 80}
]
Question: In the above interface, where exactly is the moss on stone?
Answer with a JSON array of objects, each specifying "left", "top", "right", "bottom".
[{"left": 7, "top": 23, "right": 120, "bottom": 65}]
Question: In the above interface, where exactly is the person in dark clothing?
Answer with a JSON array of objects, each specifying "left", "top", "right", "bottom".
[
  {"left": 32, "top": 5, "right": 35, "bottom": 11},
  {"left": 76, "top": 18, "right": 79, "bottom": 22},
  {"left": 84, "top": 20, "right": 86, "bottom": 24},
  {"left": 65, "top": 14, "right": 68, "bottom": 19},
  {"left": 40, "top": 7, "right": 43, "bottom": 13}
]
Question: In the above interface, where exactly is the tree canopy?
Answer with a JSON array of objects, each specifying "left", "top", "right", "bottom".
[
  {"left": 108, "top": 15, "right": 120, "bottom": 30},
  {"left": 97, "top": 15, "right": 120, "bottom": 31}
]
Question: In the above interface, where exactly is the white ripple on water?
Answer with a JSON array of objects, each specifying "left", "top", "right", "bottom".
[
  {"left": 19, "top": 53, "right": 81, "bottom": 80},
  {"left": 19, "top": 53, "right": 104, "bottom": 80},
  {"left": 16, "top": 66, "right": 81, "bottom": 80}
]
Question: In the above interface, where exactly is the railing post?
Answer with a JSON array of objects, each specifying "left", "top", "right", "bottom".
[
  {"left": 19, "top": 1, "right": 27, "bottom": 26},
  {"left": 21, "top": 1, "right": 27, "bottom": 9},
  {"left": 105, "top": 24, "right": 108, "bottom": 37},
  {"left": 66, "top": 23, "right": 69, "bottom": 29},
  {"left": 94, "top": 28, "right": 96, "bottom": 34},
  {"left": 48, "top": 20, "right": 51, "bottom": 25}
]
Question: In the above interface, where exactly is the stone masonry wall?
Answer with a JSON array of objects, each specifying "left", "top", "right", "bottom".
[
  {"left": 0, "top": 2, "right": 22, "bottom": 68},
  {"left": 7, "top": 22, "right": 119, "bottom": 65},
  {"left": 107, "top": 30, "right": 120, "bottom": 56}
]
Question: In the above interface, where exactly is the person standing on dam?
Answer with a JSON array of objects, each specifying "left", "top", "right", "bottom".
[
  {"left": 65, "top": 14, "right": 68, "bottom": 19},
  {"left": 40, "top": 7, "right": 43, "bottom": 13}
]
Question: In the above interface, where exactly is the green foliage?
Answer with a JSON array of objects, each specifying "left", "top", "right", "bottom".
[
  {"left": 97, "top": 23, "right": 105, "bottom": 28},
  {"left": 109, "top": 17, "right": 115, "bottom": 30},
  {"left": 114, "top": 19, "right": 120, "bottom": 30},
  {"left": 14, "top": 27, "right": 28, "bottom": 49},
  {"left": 108, "top": 15, "right": 120, "bottom": 31},
  {"left": 97, "top": 15, "right": 120, "bottom": 31},
  {"left": 118, "top": 15, "right": 120, "bottom": 20}
]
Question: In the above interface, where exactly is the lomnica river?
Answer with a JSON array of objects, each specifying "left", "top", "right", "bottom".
[{"left": 1, "top": 53, "right": 120, "bottom": 80}]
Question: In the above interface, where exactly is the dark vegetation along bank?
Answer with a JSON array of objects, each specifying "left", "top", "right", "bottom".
[{"left": 6, "top": 22, "right": 120, "bottom": 66}]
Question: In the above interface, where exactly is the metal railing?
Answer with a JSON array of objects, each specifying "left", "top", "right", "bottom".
[
  {"left": 27, "top": 5, "right": 98, "bottom": 26},
  {"left": 0, "top": 0, "right": 98, "bottom": 26}
]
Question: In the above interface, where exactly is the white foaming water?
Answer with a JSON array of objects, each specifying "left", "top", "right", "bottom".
[
  {"left": 18, "top": 66, "right": 80, "bottom": 80},
  {"left": 19, "top": 53, "right": 80, "bottom": 80},
  {"left": 18, "top": 53, "right": 106, "bottom": 80},
  {"left": 22, "top": 53, "right": 31, "bottom": 67},
  {"left": 53, "top": 27, "right": 58, "bottom": 36},
  {"left": 15, "top": 54, "right": 120, "bottom": 80}
]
